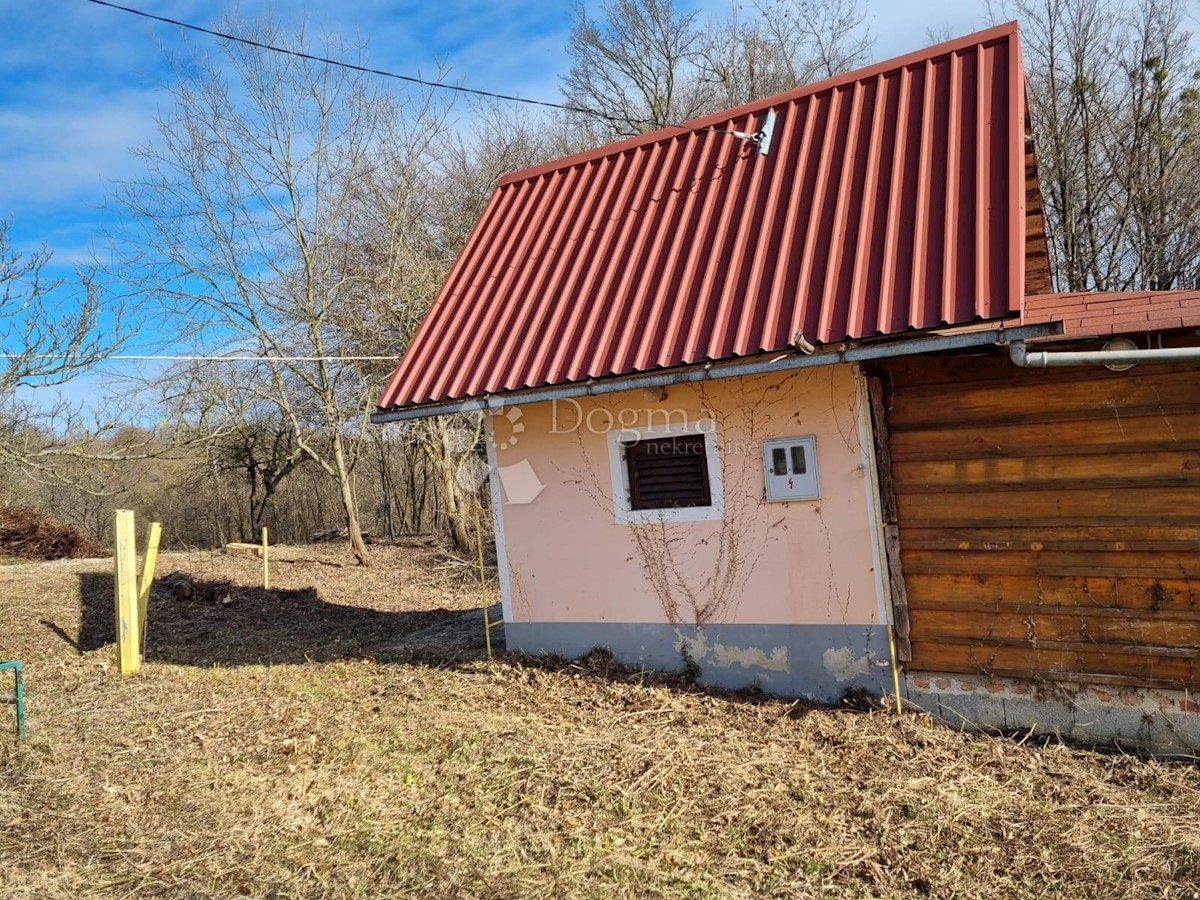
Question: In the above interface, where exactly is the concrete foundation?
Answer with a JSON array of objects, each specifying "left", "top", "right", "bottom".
[
  {"left": 906, "top": 671, "right": 1200, "bottom": 755},
  {"left": 505, "top": 620, "right": 891, "bottom": 702}
]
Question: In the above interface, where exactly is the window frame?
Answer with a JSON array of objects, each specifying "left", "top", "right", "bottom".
[{"left": 608, "top": 419, "right": 724, "bottom": 525}]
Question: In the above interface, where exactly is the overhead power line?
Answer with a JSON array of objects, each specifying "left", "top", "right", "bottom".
[{"left": 82, "top": 0, "right": 752, "bottom": 140}]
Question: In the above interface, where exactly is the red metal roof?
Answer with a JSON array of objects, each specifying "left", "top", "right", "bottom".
[
  {"left": 1023, "top": 290, "right": 1200, "bottom": 338},
  {"left": 380, "top": 23, "right": 1028, "bottom": 411}
]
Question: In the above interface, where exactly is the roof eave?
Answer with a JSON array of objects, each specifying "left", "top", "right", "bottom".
[{"left": 371, "top": 319, "right": 1059, "bottom": 424}]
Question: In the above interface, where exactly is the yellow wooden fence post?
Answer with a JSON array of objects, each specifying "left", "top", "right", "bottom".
[
  {"left": 262, "top": 526, "right": 270, "bottom": 590},
  {"left": 113, "top": 509, "right": 140, "bottom": 674},
  {"left": 138, "top": 522, "right": 162, "bottom": 656},
  {"left": 473, "top": 502, "right": 500, "bottom": 660}
]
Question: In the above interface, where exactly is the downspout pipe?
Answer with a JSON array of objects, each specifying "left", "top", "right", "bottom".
[{"left": 1009, "top": 340, "right": 1200, "bottom": 368}]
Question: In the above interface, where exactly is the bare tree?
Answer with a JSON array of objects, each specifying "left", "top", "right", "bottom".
[
  {"left": 699, "top": 0, "right": 872, "bottom": 107},
  {"left": 1115, "top": 0, "right": 1200, "bottom": 289},
  {"left": 562, "top": 0, "right": 714, "bottom": 136},
  {"left": 562, "top": 0, "right": 872, "bottom": 138},
  {"left": 112, "top": 20, "right": 454, "bottom": 565},
  {"left": 0, "top": 221, "right": 148, "bottom": 487},
  {"left": 1003, "top": 0, "right": 1200, "bottom": 290},
  {"left": 0, "top": 223, "right": 109, "bottom": 396},
  {"left": 342, "top": 104, "right": 575, "bottom": 553},
  {"left": 167, "top": 363, "right": 302, "bottom": 541}
]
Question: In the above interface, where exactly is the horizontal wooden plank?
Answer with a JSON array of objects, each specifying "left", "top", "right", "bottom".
[
  {"left": 888, "top": 369, "right": 1200, "bottom": 430},
  {"left": 888, "top": 353, "right": 1200, "bottom": 692},
  {"left": 893, "top": 451, "right": 1200, "bottom": 493},
  {"left": 223, "top": 542, "right": 264, "bottom": 557},
  {"left": 909, "top": 608, "right": 1200, "bottom": 651},
  {"left": 895, "top": 487, "right": 1200, "bottom": 525},
  {"left": 918, "top": 635, "right": 1200, "bottom": 660},
  {"left": 909, "top": 640, "right": 1200, "bottom": 686},
  {"left": 889, "top": 412, "right": 1200, "bottom": 461},
  {"left": 882, "top": 353, "right": 1197, "bottom": 389},
  {"left": 898, "top": 524, "right": 1200, "bottom": 553},
  {"left": 905, "top": 573, "right": 1200, "bottom": 612},
  {"left": 902, "top": 525, "right": 1200, "bottom": 554},
  {"left": 907, "top": 598, "right": 1200, "bottom": 622},
  {"left": 900, "top": 548, "right": 1200, "bottom": 578}
]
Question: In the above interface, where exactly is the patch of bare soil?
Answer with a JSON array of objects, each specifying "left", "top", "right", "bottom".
[
  {"left": 385, "top": 603, "right": 504, "bottom": 660},
  {"left": 1, "top": 544, "right": 1199, "bottom": 898}
]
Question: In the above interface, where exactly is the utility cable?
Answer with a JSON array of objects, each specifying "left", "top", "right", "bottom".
[{"left": 82, "top": 0, "right": 754, "bottom": 140}]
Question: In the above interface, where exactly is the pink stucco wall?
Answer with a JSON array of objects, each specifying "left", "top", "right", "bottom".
[{"left": 490, "top": 364, "right": 885, "bottom": 629}]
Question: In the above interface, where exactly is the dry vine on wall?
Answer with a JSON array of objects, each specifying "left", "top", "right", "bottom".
[{"left": 565, "top": 375, "right": 816, "bottom": 630}]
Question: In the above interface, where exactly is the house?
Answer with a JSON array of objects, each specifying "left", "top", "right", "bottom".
[{"left": 374, "top": 23, "right": 1200, "bottom": 751}]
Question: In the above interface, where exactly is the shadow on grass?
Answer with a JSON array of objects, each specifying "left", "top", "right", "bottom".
[
  {"left": 399, "top": 645, "right": 868, "bottom": 721},
  {"left": 61, "top": 572, "right": 870, "bottom": 716},
  {"left": 73, "top": 571, "right": 466, "bottom": 667}
]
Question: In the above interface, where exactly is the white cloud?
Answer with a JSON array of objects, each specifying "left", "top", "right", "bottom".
[
  {"left": 0, "top": 92, "right": 159, "bottom": 210},
  {"left": 2, "top": 0, "right": 1001, "bottom": 296}
]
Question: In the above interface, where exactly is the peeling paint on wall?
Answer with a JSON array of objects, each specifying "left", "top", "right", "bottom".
[
  {"left": 823, "top": 646, "right": 871, "bottom": 682},
  {"left": 680, "top": 629, "right": 790, "bottom": 672},
  {"left": 906, "top": 671, "right": 1200, "bottom": 754}
]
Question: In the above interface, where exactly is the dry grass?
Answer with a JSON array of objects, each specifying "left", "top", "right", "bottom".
[{"left": 1, "top": 544, "right": 1199, "bottom": 898}]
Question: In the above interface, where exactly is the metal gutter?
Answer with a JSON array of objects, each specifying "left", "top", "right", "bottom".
[
  {"left": 372, "top": 322, "right": 1060, "bottom": 424},
  {"left": 1009, "top": 340, "right": 1200, "bottom": 368}
]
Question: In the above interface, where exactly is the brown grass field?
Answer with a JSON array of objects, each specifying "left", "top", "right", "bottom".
[{"left": 1, "top": 544, "right": 1199, "bottom": 898}]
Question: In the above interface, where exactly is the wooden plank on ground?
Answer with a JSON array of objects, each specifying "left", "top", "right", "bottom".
[{"left": 224, "top": 542, "right": 264, "bottom": 557}]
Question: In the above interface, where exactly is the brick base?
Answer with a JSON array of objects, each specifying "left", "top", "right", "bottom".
[{"left": 905, "top": 672, "right": 1200, "bottom": 755}]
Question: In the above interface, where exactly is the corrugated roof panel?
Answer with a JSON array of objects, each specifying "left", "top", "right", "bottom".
[{"left": 379, "top": 23, "right": 1028, "bottom": 412}]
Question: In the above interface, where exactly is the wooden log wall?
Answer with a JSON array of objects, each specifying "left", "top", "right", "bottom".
[{"left": 877, "top": 352, "right": 1200, "bottom": 689}]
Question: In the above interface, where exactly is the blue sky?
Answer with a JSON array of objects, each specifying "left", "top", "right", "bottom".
[{"left": 2, "top": 0, "right": 995, "bottom": 406}]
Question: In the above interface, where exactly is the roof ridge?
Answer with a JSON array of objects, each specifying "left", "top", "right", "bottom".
[
  {"left": 499, "top": 21, "right": 1020, "bottom": 189},
  {"left": 379, "top": 23, "right": 1028, "bottom": 412}
]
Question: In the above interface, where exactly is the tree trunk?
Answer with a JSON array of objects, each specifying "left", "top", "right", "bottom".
[
  {"left": 331, "top": 431, "right": 371, "bottom": 566},
  {"left": 245, "top": 465, "right": 260, "bottom": 542},
  {"left": 440, "top": 452, "right": 473, "bottom": 552}
]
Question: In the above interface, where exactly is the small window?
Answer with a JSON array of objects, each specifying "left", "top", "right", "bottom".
[
  {"left": 790, "top": 444, "right": 807, "bottom": 474},
  {"left": 623, "top": 434, "right": 712, "bottom": 510},
  {"left": 771, "top": 446, "right": 787, "bottom": 476},
  {"left": 608, "top": 421, "right": 724, "bottom": 525},
  {"left": 762, "top": 436, "right": 820, "bottom": 501}
]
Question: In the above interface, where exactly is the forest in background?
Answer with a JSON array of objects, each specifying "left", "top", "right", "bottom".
[{"left": 1, "top": 0, "right": 1198, "bottom": 563}]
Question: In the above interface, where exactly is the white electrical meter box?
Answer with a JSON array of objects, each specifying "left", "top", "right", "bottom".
[{"left": 762, "top": 436, "right": 819, "bottom": 501}]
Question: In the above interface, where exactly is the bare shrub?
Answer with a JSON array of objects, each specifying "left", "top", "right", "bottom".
[{"left": 0, "top": 505, "right": 105, "bottom": 560}]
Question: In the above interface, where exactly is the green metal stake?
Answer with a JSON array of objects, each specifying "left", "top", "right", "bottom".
[{"left": 1, "top": 660, "right": 24, "bottom": 740}]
